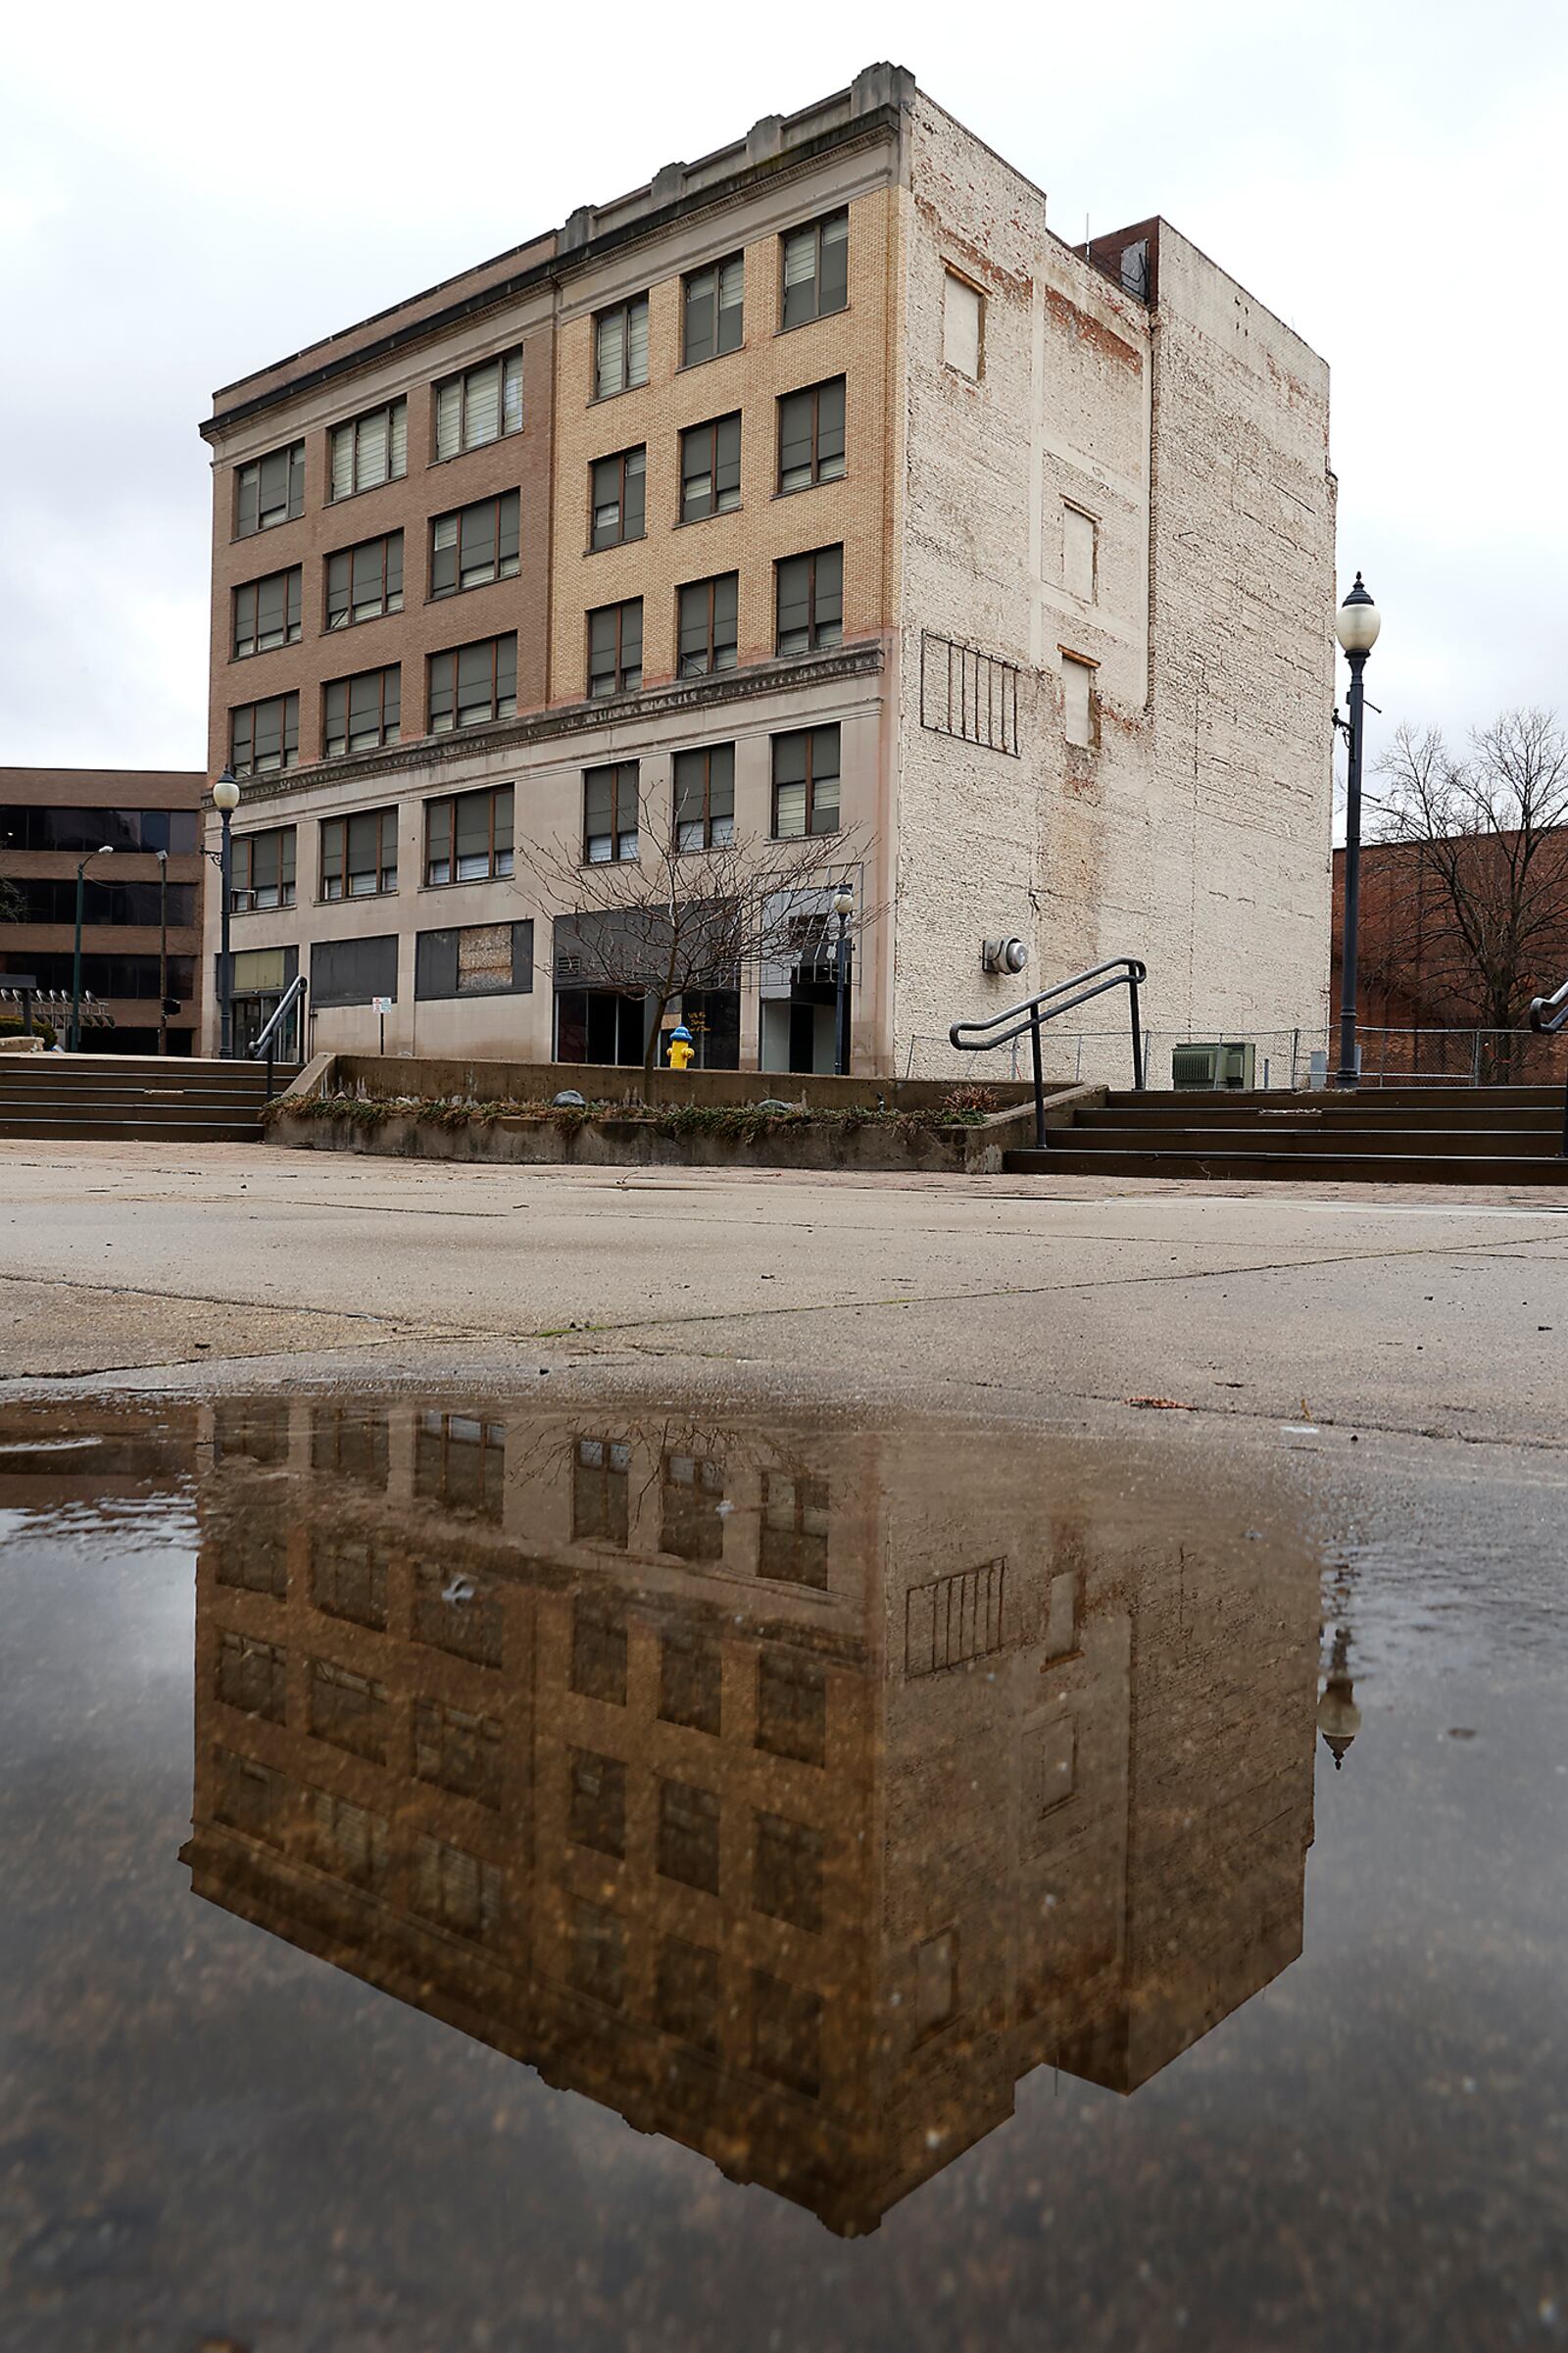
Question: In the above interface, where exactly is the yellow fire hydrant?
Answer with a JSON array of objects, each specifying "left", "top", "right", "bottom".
[{"left": 666, "top": 1025, "right": 696, "bottom": 1071}]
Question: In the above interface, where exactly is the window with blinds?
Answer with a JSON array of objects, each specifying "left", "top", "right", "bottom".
[
  {"left": 583, "top": 762, "right": 639, "bottom": 863},
  {"left": 677, "top": 573, "right": 738, "bottom": 677},
  {"left": 433, "top": 351, "right": 523, "bottom": 461},
  {"left": 673, "top": 744, "right": 735, "bottom": 851},
  {"left": 771, "top": 726, "right": 840, "bottom": 840},
  {"left": 234, "top": 442, "right": 304, "bottom": 537},
  {"left": 325, "top": 532, "right": 404, "bottom": 629},
  {"left": 594, "top": 296, "right": 650, "bottom": 398},
  {"left": 423, "top": 784, "right": 514, "bottom": 885},
  {"left": 233, "top": 567, "right": 301, "bottom": 658},
  {"left": 228, "top": 695, "right": 299, "bottom": 779},
  {"left": 679, "top": 415, "right": 741, "bottom": 522},
  {"left": 589, "top": 448, "right": 646, "bottom": 550},
  {"left": 427, "top": 635, "right": 517, "bottom": 733},
  {"left": 430, "top": 492, "right": 520, "bottom": 595},
  {"left": 682, "top": 254, "right": 744, "bottom": 366},
  {"left": 322, "top": 669, "right": 401, "bottom": 759},
  {"left": 329, "top": 399, "right": 407, "bottom": 501},
  {"left": 778, "top": 377, "right": 846, "bottom": 493},
  {"left": 587, "top": 600, "right": 643, "bottom": 698},
  {"left": 780, "top": 210, "right": 849, "bottom": 330},
  {"left": 229, "top": 825, "right": 297, "bottom": 912},
  {"left": 775, "top": 545, "right": 843, "bottom": 657}
]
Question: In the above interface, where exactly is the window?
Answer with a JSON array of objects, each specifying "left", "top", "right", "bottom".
[
  {"left": 1062, "top": 505, "right": 1098, "bottom": 603},
  {"left": 594, "top": 296, "right": 649, "bottom": 398},
  {"left": 428, "top": 635, "right": 517, "bottom": 732},
  {"left": 311, "top": 1789, "right": 389, "bottom": 1890},
  {"left": 229, "top": 825, "right": 296, "bottom": 912},
  {"left": 658, "top": 1778, "right": 719, "bottom": 1894},
  {"left": 758, "top": 1468, "right": 829, "bottom": 1584},
  {"left": 413, "top": 1836, "right": 501, "bottom": 1943},
  {"left": 215, "top": 1745, "right": 287, "bottom": 1845},
  {"left": 587, "top": 600, "right": 642, "bottom": 697},
  {"left": 415, "top": 920, "right": 533, "bottom": 1000},
  {"left": 229, "top": 694, "right": 298, "bottom": 778},
  {"left": 583, "top": 763, "right": 639, "bottom": 863},
  {"left": 217, "top": 1526, "right": 288, "bottom": 1597},
  {"left": 683, "top": 253, "right": 744, "bottom": 365},
  {"left": 424, "top": 784, "right": 514, "bottom": 885},
  {"left": 320, "top": 807, "right": 397, "bottom": 900},
  {"left": 915, "top": 1930, "right": 958, "bottom": 2035},
  {"left": 0, "top": 808, "right": 198, "bottom": 855},
  {"left": 322, "top": 666, "right": 400, "bottom": 758},
  {"left": 235, "top": 441, "right": 304, "bottom": 537},
  {"left": 568, "top": 1896, "right": 626, "bottom": 2007},
  {"left": 661, "top": 1451, "right": 724, "bottom": 1563},
  {"left": 309, "top": 933, "right": 397, "bottom": 1008},
  {"left": 568, "top": 1747, "right": 625, "bottom": 1858},
  {"left": 677, "top": 573, "right": 738, "bottom": 677},
  {"left": 414, "top": 1697, "right": 502, "bottom": 1808},
  {"left": 756, "top": 1649, "right": 826, "bottom": 1767},
  {"left": 590, "top": 449, "right": 645, "bottom": 550},
  {"left": 233, "top": 566, "right": 301, "bottom": 658},
  {"left": 656, "top": 1936, "right": 719, "bottom": 2052},
  {"left": 1061, "top": 654, "right": 1096, "bottom": 749},
  {"left": 218, "top": 1631, "right": 287, "bottom": 1723},
  {"left": 673, "top": 745, "right": 735, "bottom": 852},
  {"left": 571, "top": 1590, "right": 628, "bottom": 1703},
  {"left": 777, "top": 376, "right": 846, "bottom": 493},
  {"left": 572, "top": 1436, "right": 630, "bottom": 1544},
  {"left": 310, "top": 1531, "right": 389, "bottom": 1631},
  {"left": 413, "top": 1562, "right": 503, "bottom": 1669},
  {"left": 775, "top": 545, "right": 842, "bottom": 657},
  {"left": 660, "top": 1625, "right": 721, "bottom": 1735},
  {"left": 309, "top": 1655, "right": 388, "bottom": 1764},
  {"left": 770, "top": 726, "right": 840, "bottom": 840},
  {"left": 215, "top": 1399, "right": 289, "bottom": 1466},
  {"left": 943, "top": 270, "right": 983, "bottom": 378},
  {"left": 679, "top": 415, "right": 740, "bottom": 522},
  {"left": 431, "top": 492, "right": 521, "bottom": 596},
  {"left": 310, "top": 1405, "right": 389, "bottom": 1487},
  {"left": 1045, "top": 1567, "right": 1080, "bottom": 1661},
  {"left": 780, "top": 209, "right": 848, "bottom": 330},
  {"left": 434, "top": 350, "right": 523, "bottom": 460},
  {"left": 1027, "top": 1716, "right": 1077, "bottom": 1816},
  {"left": 326, "top": 531, "right": 404, "bottom": 629},
  {"left": 919, "top": 633, "right": 1020, "bottom": 757},
  {"left": 752, "top": 1969, "right": 821, "bottom": 2097},
  {"left": 906, "top": 1558, "right": 1006, "bottom": 1677},
  {"left": 330, "top": 397, "right": 407, "bottom": 500},
  {"left": 754, "top": 1810, "right": 824, "bottom": 1934},
  {"left": 414, "top": 1409, "right": 505, "bottom": 1517}
]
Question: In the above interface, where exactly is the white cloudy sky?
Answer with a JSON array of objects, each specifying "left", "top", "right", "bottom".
[{"left": 2, "top": 0, "right": 1563, "bottom": 782}]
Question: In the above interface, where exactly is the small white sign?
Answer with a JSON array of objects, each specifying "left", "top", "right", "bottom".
[{"left": 371, "top": 996, "right": 392, "bottom": 1014}]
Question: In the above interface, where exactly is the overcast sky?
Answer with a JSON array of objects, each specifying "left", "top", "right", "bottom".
[{"left": 2, "top": 0, "right": 1563, "bottom": 784}]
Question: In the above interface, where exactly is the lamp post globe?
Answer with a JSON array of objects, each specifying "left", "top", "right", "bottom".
[
  {"left": 1334, "top": 572, "right": 1379, "bottom": 1091},
  {"left": 213, "top": 766, "right": 241, "bottom": 1059},
  {"left": 831, "top": 883, "right": 855, "bottom": 1077}
]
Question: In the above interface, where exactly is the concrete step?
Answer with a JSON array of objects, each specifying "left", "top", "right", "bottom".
[
  {"left": 0, "top": 1098, "right": 275, "bottom": 1122},
  {"left": 0, "top": 1117, "right": 264, "bottom": 1143},
  {"left": 1087, "top": 1101, "right": 1562, "bottom": 1129},
  {"left": 1103, "top": 1085, "right": 1563, "bottom": 1110},
  {"left": 1004, "top": 1145, "right": 1568, "bottom": 1184},
  {"left": 1066, "top": 1123, "right": 1563, "bottom": 1157}
]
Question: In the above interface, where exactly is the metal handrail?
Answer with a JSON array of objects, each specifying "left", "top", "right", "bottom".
[
  {"left": 248, "top": 974, "right": 308, "bottom": 1101},
  {"left": 1528, "top": 979, "right": 1568, "bottom": 1155},
  {"left": 950, "top": 956, "right": 1147, "bottom": 1148}
]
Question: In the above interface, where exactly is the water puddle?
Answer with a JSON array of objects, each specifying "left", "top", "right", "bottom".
[{"left": 0, "top": 1393, "right": 1562, "bottom": 2350}]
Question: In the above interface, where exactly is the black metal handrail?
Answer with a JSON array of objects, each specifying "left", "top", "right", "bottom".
[
  {"left": 1529, "top": 978, "right": 1568, "bottom": 1155},
  {"left": 248, "top": 974, "right": 308, "bottom": 1101},
  {"left": 950, "top": 956, "right": 1147, "bottom": 1148}
]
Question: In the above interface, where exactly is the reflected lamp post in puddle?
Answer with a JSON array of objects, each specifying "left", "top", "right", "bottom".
[{"left": 1317, "top": 1620, "right": 1361, "bottom": 1769}]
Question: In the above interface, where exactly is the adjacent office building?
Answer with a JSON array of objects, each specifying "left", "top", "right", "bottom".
[
  {"left": 199, "top": 65, "right": 1334, "bottom": 1073},
  {"left": 0, "top": 767, "right": 205, "bottom": 1053}
]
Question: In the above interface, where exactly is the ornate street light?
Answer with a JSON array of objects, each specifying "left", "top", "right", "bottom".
[
  {"left": 212, "top": 767, "right": 241, "bottom": 1059},
  {"left": 1334, "top": 573, "right": 1382, "bottom": 1089},
  {"left": 832, "top": 881, "right": 855, "bottom": 1077}
]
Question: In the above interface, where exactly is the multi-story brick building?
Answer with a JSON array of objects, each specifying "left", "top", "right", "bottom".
[
  {"left": 0, "top": 767, "right": 205, "bottom": 1053},
  {"left": 198, "top": 64, "right": 1334, "bottom": 1075},
  {"left": 182, "top": 1397, "right": 1318, "bottom": 2234}
]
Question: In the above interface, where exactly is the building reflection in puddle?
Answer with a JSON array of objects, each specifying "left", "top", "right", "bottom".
[{"left": 182, "top": 1397, "right": 1320, "bottom": 2237}]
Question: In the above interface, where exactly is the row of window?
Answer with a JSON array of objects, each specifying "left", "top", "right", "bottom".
[
  {"left": 227, "top": 721, "right": 841, "bottom": 915},
  {"left": 227, "top": 541, "right": 844, "bottom": 775},
  {"left": 232, "top": 491, "right": 521, "bottom": 660},
  {"left": 0, "top": 806, "right": 200, "bottom": 856},
  {"left": 588, "top": 374, "right": 845, "bottom": 551},
  {"left": 0, "top": 877, "right": 199, "bottom": 928},
  {"left": 231, "top": 207, "right": 850, "bottom": 546}
]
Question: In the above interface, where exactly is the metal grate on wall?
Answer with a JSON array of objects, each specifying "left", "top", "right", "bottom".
[
  {"left": 905, "top": 1557, "right": 1007, "bottom": 1676},
  {"left": 919, "top": 633, "right": 1021, "bottom": 758}
]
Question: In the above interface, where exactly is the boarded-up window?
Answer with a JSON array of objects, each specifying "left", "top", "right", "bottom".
[
  {"left": 915, "top": 1929, "right": 957, "bottom": 2034},
  {"left": 1044, "top": 1568, "right": 1079, "bottom": 1661},
  {"left": 1063, "top": 506, "right": 1098, "bottom": 603},
  {"left": 310, "top": 934, "right": 398, "bottom": 1008},
  {"left": 1024, "top": 1716, "right": 1077, "bottom": 1820},
  {"left": 1061, "top": 655, "right": 1096, "bottom": 750},
  {"left": 943, "top": 271, "right": 983, "bottom": 378}
]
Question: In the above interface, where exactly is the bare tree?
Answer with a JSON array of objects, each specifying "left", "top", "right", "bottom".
[
  {"left": 0, "top": 873, "right": 22, "bottom": 922},
  {"left": 525, "top": 792, "right": 876, "bottom": 1073},
  {"left": 1368, "top": 710, "right": 1568, "bottom": 1078}
]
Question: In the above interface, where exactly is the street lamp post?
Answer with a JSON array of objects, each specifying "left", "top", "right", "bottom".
[
  {"left": 70, "top": 846, "right": 115, "bottom": 1053},
  {"left": 1334, "top": 572, "right": 1382, "bottom": 1090},
  {"left": 212, "top": 767, "right": 241, "bottom": 1059},
  {"left": 831, "top": 882, "right": 854, "bottom": 1077},
  {"left": 156, "top": 849, "right": 169, "bottom": 1055}
]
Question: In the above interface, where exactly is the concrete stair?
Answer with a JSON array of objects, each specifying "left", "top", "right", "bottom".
[
  {"left": 0, "top": 1054, "right": 295, "bottom": 1144},
  {"left": 1004, "top": 1085, "right": 1568, "bottom": 1185}
]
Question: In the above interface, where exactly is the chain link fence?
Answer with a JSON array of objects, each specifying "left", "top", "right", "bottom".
[{"left": 905, "top": 1024, "right": 1568, "bottom": 1092}]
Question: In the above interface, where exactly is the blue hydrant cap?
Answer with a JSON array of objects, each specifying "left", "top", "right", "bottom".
[{"left": 671, "top": 1026, "right": 694, "bottom": 1041}]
